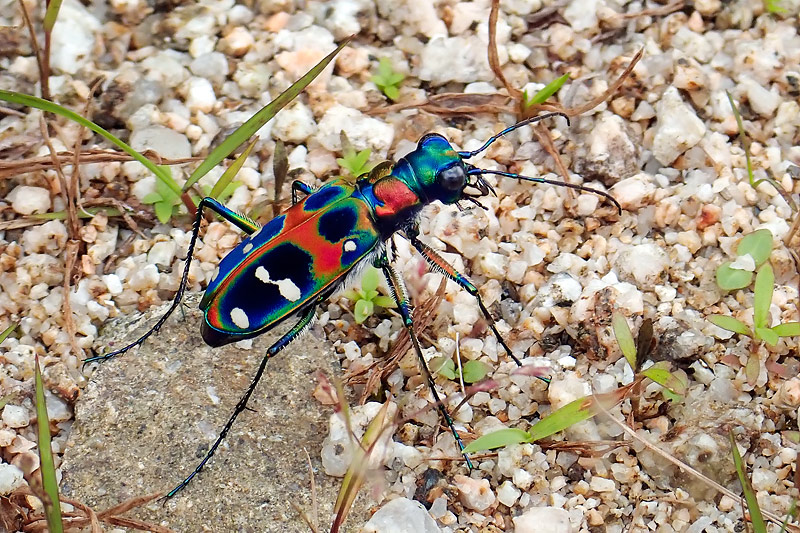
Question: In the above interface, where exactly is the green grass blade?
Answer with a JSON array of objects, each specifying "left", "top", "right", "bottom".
[
  {"left": 462, "top": 428, "right": 531, "bottom": 454},
  {"left": 525, "top": 73, "right": 570, "bottom": 108},
  {"left": 753, "top": 263, "right": 774, "bottom": 330},
  {"left": 0, "top": 90, "right": 180, "bottom": 196},
  {"left": 729, "top": 432, "right": 767, "bottom": 533},
  {"left": 185, "top": 37, "right": 352, "bottom": 191},
  {"left": 209, "top": 138, "right": 256, "bottom": 200},
  {"left": 0, "top": 323, "right": 17, "bottom": 343},
  {"left": 34, "top": 356, "right": 63, "bottom": 533},
  {"left": 43, "top": 0, "right": 64, "bottom": 32},
  {"left": 611, "top": 312, "right": 637, "bottom": 370},
  {"left": 641, "top": 365, "right": 687, "bottom": 396},
  {"left": 709, "top": 315, "right": 752, "bottom": 336}
]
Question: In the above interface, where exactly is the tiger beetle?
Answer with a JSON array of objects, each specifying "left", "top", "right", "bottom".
[{"left": 86, "top": 111, "right": 621, "bottom": 497}]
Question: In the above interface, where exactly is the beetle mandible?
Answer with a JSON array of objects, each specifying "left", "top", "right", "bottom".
[{"left": 86, "top": 111, "right": 621, "bottom": 497}]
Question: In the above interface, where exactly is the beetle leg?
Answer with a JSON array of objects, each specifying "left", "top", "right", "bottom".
[
  {"left": 407, "top": 232, "right": 528, "bottom": 369},
  {"left": 200, "top": 197, "right": 260, "bottom": 234},
  {"left": 291, "top": 180, "right": 314, "bottom": 205},
  {"left": 167, "top": 302, "right": 319, "bottom": 498},
  {"left": 374, "top": 253, "right": 474, "bottom": 469},
  {"left": 84, "top": 197, "right": 261, "bottom": 365}
]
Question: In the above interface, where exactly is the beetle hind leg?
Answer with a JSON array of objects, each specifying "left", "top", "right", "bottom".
[
  {"left": 84, "top": 197, "right": 258, "bottom": 366},
  {"left": 375, "top": 254, "right": 474, "bottom": 469},
  {"left": 166, "top": 303, "right": 318, "bottom": 498}
]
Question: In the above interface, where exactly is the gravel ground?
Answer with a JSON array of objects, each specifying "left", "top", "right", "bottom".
[{"left": 1, "top": 0, "right": 799, "bottom": 532}]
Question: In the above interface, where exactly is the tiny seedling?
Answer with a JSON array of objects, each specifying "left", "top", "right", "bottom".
[
  {"left": 34, "top": 356, "right": 64, "bottom": 533},
  {"left": 764, "top": 0, "right": 787, "bottom": 15},
  {"left": 432, "top": 357, "right": 489, "bottom": 384},
  {"left": 336, "top": 132, "right": 375, "bottom": 178},
  {"left": 141, "top": 166, "right": 184, "bottom": 224},
  {"left": 730, "top": 432, "right": 767, "bottom": 533},
  {"left": 371, "top": 57, "right": 405, "bottom": 101},
  {"left": 716, "top": 229, "right": 773, "bottom": 291},
  {"left": 710, "top": 262, "right": 800, "bottom": 346},
  {"left": 343, "top": 265, "right": 396, "bottom": 323},
  {"left": 522, "top": 73, "right": 570, "bottom": 110}
]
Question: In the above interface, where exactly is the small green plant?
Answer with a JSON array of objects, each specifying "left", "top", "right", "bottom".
[
  {"left": 522, "top": 73, "right": 570, "bottom": 110},
  {"left": 336, "top": 132, "right": 375, "bottom": 178},
  {"left": 716, "top": 229, "right": 773, "bottom": 290},
  {"left": 730, "top": 431, "right": 767, "bottom": 533},
  {"left": 141, "top": 166, "right": 183, "bottom": 224},
  {"left": 463, "top": 315, "right": 686, "bottom": 454},
  {"left": 371, "top": 58, "right": 405, "bottom": 101},
  {"left": 432, "top": 357, "right": 489, "bottom": 384},
  {"left": 343, "top": 266, "right": 395, "bottom": 323},
  {"left": 764, "top": 0, "right": 787, "bottom": 14},
  {"left": 710, "top": 262, "right": 800, "bottom": 346}
]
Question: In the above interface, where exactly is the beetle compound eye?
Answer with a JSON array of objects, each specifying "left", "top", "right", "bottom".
[{"left": 438, "top": 164, "right": 466, "bottom": 191}]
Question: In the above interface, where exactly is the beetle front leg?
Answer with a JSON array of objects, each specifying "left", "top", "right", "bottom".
[
  {"left": 291, "top": 180, "right": 314, "bottom": 205},
  {"left": 375, "top": 253, "right": 473, "bottom": 469},
  {"left": 85, "top": 197, "right": 255, "bottom": 364},
  {"left": 408, "top": 233, "right": 543, "bottom": 376},
  {"left": 166, "top": 302, "right": 319, "bottom": 498}
]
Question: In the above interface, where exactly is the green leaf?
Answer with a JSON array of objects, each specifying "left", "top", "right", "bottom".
[
  {"left": 141, "top": 192, "right": 163, "bottom": 204},
  {"left": 354, "top": 299, "right": 373, "bottom": 323},
  {"left": 432, "top": 357, "right": 456, "bottom": 380},
  {"left": 185, "top": 38, "right": 352, "bottom": 191},
  {"left": 730, "top": 432, "right": 768, "bottom": 533},
  {"left": 708, "top": 315, "right": 752, "bottom": 336},
  {"left": 461, "top": 360, "right": 489, "bottom": 384},
  {"left": 361, "top": 266, "right": 380, "bottom": 293},
  {"left": 210, "top": 138, "right": 256, "bottom": 200},
  {"left": 764, "top": 0, "right": 788, "bottom": 13},
  {"left": 737, "top": 229, "right": 773, "bottom": 266},
  {"left": 524, "top": 73, "right": 570, "bottom": 108},
  {"left": 154, "top": 201, "right": 175, "bottom": 224},
  {"left": 43, "top": 0, "right": 64, "bottom": 32},
  {"left": 462, "top": 428, "right": 531, "bottom": 454},
  {"left": 716, "top": 261, "right": 753, "bottom": 291},
  {"left": 642, "top": 365, "right": 687, "bottom": 396},
  {"left": 756, "top": 327, "right": 779, "bottom": 346},
  {"left": 35, "top": 357, "right": 64, "bottom": 533},
  {"left": 0, "top": 90, "right": 180, "bottom": 196},
  {"left": 373, "top": 296, "right": 397, "bottom": 308},
  {"left": 611, "top": 312, "right": 636, "bottom": 370},
  {"left": 216, "top": 181, "right": 243, "bottom": 204},
  {"left": 0, "top": 323, "right": 17, "bottom": 343},
  {"left": 772, "top": 322, "right": 800, "bottom": 337},
  {"left": 372, "top": 58, "right": 405, "bottom": 101},
  {"left": 528, "top": 396, "right": 597, "bottom": 441},
  {"left": 753, "top": 263, "right": 774, "bottom": 330},
  {"left": 383, "top": 85, "right": 399, "bottom": 101}
]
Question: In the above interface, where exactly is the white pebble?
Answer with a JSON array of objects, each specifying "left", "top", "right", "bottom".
[
  {"left": 184, "top": 77, "right": 216, "bottom": 113},
  {"left": 272, "top": 101, "right": 318, "bottom": 144},
  {"left": 316, "top": 104, "right": 394, "bottom": 153},
  {"left": 454, "top": 474, "right": 495, "bottom": 511},
  {"left": 497, "top": 480, "right": 521, "bottom": 507},
  {"left": 589, "top": 476, "right": 616, "bottom": 492},
  {"left": 8, "top": 185, "right": 51, "bottom": 215},
  {"left": 362, "top": 498, "right": 442, "bottom": 533},
  {"left": 513, "top": 506, "right": 572, "bottom": 533},
  {"left": 0, "top": 462, "right": 25, "bottom": 495},
  {"left": 2, "top": 405, "right": 30, "bottom": 428},
  {"left": 147, "top": 241, "right": 177, "bottom": 267},
  {"left": 652, "top": 86, "right": 706, "bottom": 165}
]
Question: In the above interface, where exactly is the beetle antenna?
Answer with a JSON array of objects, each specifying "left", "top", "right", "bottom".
[
  {"left": 469, "top": 168, "right": 622, "bottom": 214},
  {"left": 457, "top": 112, "right": 570, "bottom": 159}
]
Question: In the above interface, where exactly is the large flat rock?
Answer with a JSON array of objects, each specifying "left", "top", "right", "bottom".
[{"left": 61, "top": 293, "right": 368, "bottom": 532}]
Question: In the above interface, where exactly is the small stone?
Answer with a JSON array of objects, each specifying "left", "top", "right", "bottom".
[
  {"left": 454, "top": 474, "right": 496, "bottom": 511},
  {"left": 2, "top": 405, "right": 30, "bottom": 428},
  {"left": 189, "top": 52, "right": 229, "bottom": 84},
  {"left": 147, "top": 241, "right": 177, "bottom": 267},
  {"left": 361, "top": 498, "right": 442, "bottom": 533},
  {"left": 272, "top": 101, "right": 318, "bottom": 144},
  {"left": 183, "top": 77, "right": 216, "bottom": 113},
  {"left": 652, "top": 86, "right": 706, "bottom": 165},
  {"left": 497, "top": 480, "right": 521, "bottom": 507},
  {"left": 0, "top": 462, "right": 25, "bottom": 495},
  {"left": 609, "top": 174, "right": 656, "bottom": 210},
  {"left": 7, "top": 185, "right": 51, "bottom": 215},
  {"left": 614, "top": 243, "right": 669, "bottom": 286},
  {"left": 219, "top": 27, "right": 254, "bottom": 57},
  {"left": 50, "top": 0, "right": 101, "bottom": 74},
  {"left": 316, "top": 104, "right": 394, "bottom": 153},
  {"left": 740, "top": 77, "right": 781, "bottom": 117},
  {"left": 589, "top": 476, "right": 616, "bottom": 492},
  {"left": 513, "top": 506, "right": 572, "bottom": 533},
  {"left": 130, "top": 126, "right": 192, "bottom": 159}
]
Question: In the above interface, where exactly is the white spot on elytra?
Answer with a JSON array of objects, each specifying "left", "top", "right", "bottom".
[
  {"left": 243, "top": 242, "right": 254, "bottom": 254},
  {"left": 276, "top": 278, "right": 301, "bottom": 301},
  {"left": 255, "top": 266, "right": 301, "bottom": 302},
  {"left": 230, "top": 307, "right": 249, "bottom": 329},
  {"left": 344, "top": 239, "right": 357, "bottom": 252}
]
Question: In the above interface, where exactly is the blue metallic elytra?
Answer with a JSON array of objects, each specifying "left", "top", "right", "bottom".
[{"left": 86, "top": 111, "right": 622, "bottom": 498}]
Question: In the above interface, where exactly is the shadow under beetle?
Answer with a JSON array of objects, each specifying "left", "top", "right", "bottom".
[{"left": 86, "top": 111, "right": 621, "bottom": 497}]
